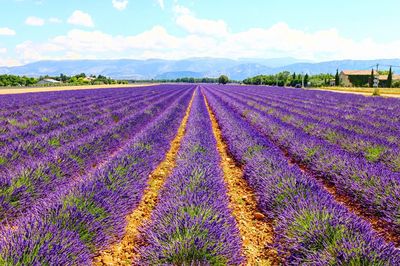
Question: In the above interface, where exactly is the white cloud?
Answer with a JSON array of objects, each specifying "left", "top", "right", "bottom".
[
  {"left": 48, "top": 17, "right": 62, "bottom": 24},
  {"left": 67, "top": 10, "right": 94, "bottom": 27},
  {"left": 25, "top": 16, "right": 45, "bottom": 26},
  {"left": 112, "top": 0, "right": 128, "bottom": 11},
  {"left": 9, "top": 6, "right": 400, "bottom": 66},
  {"left": 0, "top": 27, "right": 16, "bottom": 36},
  {"left": 157, "top": 0, "right": 164, "bottom": 9},
  {"left": 0, "top": 48, "right": 7, "bottom": 53},
  {"left": 14, "top": 23, "right": 400, "bottom": 65},
  {"left": 173, "top": 5, "right": 229, "bottom": 37}
]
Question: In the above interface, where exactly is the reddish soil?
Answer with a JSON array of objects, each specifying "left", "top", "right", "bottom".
[
  {"left": 204, "top": 93, "right": 280, "bottom": 265},
  {"left": 93, "top": 91, "right": 195, "bottom": 265}
]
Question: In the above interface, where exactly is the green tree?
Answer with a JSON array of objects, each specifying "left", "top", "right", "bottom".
[
  {"left": 218, "top": 75, "right": 229, "bottom": 85},
  {"left": 275, "top": 71, "right": 290, "bottom": 86},
  {"left": 387, "top": 66, "right": 393, "bottom": 88},
  {"left": 304, "top": 74, "right": 309, "bottom": 87},
  {"left": 290, "top": 72, "right": 296, "bottom": 86},
  {"left": 369, "top": 69, "right": 374, "bottom": 88},
  {"left": 59, "top": 73, "right": 68, "bottom": 83},
  {"left": 335, "top": 69, "right": 340, "bottom": 86}
]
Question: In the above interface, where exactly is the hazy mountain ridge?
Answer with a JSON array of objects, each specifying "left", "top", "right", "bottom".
[{"left": 1, "top": 58, "right": 399, "bottom": 80}]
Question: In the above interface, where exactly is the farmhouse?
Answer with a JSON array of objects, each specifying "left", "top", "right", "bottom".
[
  {"left": 340, "top": 70, "right": 400, "bottom": 87},
  {"left": 37, "top": 78, "right": 61, "bottom": 85},
  {"left": 339, "top": 70, "right": 372, "bottom": 87}
]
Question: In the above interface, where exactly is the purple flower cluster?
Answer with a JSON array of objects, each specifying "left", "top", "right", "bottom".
[
  {"left": 137, "top": 90, "right": 244, "bottom": 265},
  {"left": 208, "top": 85, "right": 400, "bottom": 234},
  {"left": 0, "top": 85, "right": 194, "bottom": 264},
  {"left": 203, "top": 86, "right": 400, "bottom": 264}
]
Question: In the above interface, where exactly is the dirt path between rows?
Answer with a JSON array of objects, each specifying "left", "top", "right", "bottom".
[
  {"left": 93, "top": 90, "right": 195, "bottom": 265},
  {"left": 203, "top": 92, "right": 279, "bottom": 265}
]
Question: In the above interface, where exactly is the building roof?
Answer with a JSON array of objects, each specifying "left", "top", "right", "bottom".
[
  {"left": 340, "top": 70, "right": 373, "bottom": 76},
  {"left": 378, "top": 74, "right": 400, "bottom": 81},
  {"left": 38, "top": 78, "right": 61, "bottom": 83},
  {"left": 341, "top": 70, "right": 400, "bottom": 80}
]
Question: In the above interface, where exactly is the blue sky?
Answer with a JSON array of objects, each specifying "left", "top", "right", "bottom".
[{"left": 0, "top": 0, "right": 399, "bottom": 66}]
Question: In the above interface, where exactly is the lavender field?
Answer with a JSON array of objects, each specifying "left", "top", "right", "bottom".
[{"left": 0, "top": 84, "right": 399, "bottom": 265}]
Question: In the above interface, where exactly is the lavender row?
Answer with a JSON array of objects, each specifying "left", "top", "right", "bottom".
[
  {"left": 0, "top": 88, "right": 181, "bottom": 175},
  {"left": 0, "top": 88, "right": 189, "bottom": 225},
  {"left": 248, "top": 85, "right": 400, "bottom": 124},
  {"left": 0, "top": 87, "right": 141, "bottom": 133},
  {"left": 0, "top": 85, "right": 175, "bottom": 135},
  {"left": 203, "top": 87, "right": 400, "bottom": 265},
  {"left": 217, "top": 88, "right": 400, "bottom": 172},
  {"left": 226, "top": 87, "right": 400, "bottom": 147},
  {"left": 0, "top": 85, "right": 154, "bottom": 116},
  {"left": 0, "top": 86, "right": 157, "bottom": 145},
  {"left": 0, "top": 86, "right": 194, "bottom": 265},
  {"left": 0, "top": 90, "right": 147, "bottom": 151},
  {"left": 138, "top": 90, "right": 243, "bottom": 265},
  {"left": 208, "top": 86, "right": 400, "bottom": 233},
  {"left": 0, "top": 87, "right": 178, "bottom": 184},
  {"left": 234, "top": 85, "right": 400, "bottom": 136}
]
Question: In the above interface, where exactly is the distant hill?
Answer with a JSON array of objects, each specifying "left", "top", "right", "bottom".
[
  {"left": 273, "top": 59, "right": 400, "bottom": 75},
  {"left": 1, "top": 58, "right": 399, "bottom": 80},
  {"left": 155, "top": 71, "right": 204, "bottom": 80}
]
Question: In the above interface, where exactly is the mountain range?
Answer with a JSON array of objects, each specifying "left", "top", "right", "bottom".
[{"left": 1, "top": 58, "right": 399, "bottom": 81}]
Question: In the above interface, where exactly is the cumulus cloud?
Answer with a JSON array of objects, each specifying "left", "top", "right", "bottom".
[
  {"left": 14, "top": 23, "right": 400, "bottom": 65},
  {"left": 173, "top": 5, "right": 229, "bottom": 37},
  {"left": 0, "top": 27, "right": 16, "bottom": 36},
  {"left": 67, "top": 10, "right": 94, "bottom": 27},
  {"left": 157, "top": 0, "right": 164, "bottom": 9},
  {"left": 0, "top": 48, "right": 7, "bottom": 53},
  {"left": 112, "top": 0, "right": 128, "bottom": 11},
  {"left": 25, "top": 16, "right": 45, "bottom": 26}
]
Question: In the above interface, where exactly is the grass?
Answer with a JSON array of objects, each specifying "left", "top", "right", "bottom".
[
  {"left": 364, "top": 145, "right": 385, "bottom": 162},
  {"left": 313, "top": 86, "right": 400, "bottom": 96}
]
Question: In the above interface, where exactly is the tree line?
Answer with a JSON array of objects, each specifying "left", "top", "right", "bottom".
[
  {"left": 0, "top": 75, "right": 37, "bottom": 87},
  {"left": 243, "top": 71, "right": 334, "bottom": 87},
  {"left": 136, "top": 75, "right": 231, "bottom": 84},
  {"left": 42, "top": 73, "right": 128, "bottom": 86},
  {"left": 0, "top": 73, "right": 128, "bottom": 87}
]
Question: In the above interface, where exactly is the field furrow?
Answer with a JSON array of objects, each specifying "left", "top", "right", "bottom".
[
  {"left": 203, "top": 85, "right": 399, "bottom": 264},
  {"left": 0, "top": 85, "right": 194, "bottom": 265},
  {"left": 204, "top": 93, "right": 278, "bottom": 265},
  {"left": 94, "top": 88, "right": 195, "bottom": 265},
  {"left": 135, "top": 89, "right": 243, "bottom": 265},
  {"left": 207, "top": 85, "right": 400, "bottom": 235}
]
